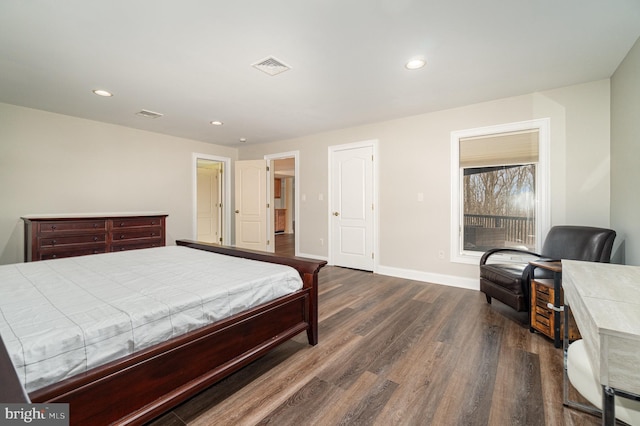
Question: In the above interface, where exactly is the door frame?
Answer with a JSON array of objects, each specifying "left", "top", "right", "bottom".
[
  {"left": 265, "top": 151, "right": 300, "bottom": 256},
  {"left": 192, "top": 153, "right": 231, "bottom": 245},
  {"left": 328, "top": 140, "right": 379, "bottom": 272}
]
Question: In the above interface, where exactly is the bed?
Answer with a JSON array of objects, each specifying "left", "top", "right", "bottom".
[{"left": 0, "top": 240, "right": 326, "bottom": 425}]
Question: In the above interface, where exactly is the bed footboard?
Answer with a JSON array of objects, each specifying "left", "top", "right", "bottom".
[{"left": 175, "top": 240, "right": 326, "bottom": 344}]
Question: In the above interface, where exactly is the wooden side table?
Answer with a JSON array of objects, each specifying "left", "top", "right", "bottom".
[{"left": 529, "top": 260, "right": 580, "bottom": 348}]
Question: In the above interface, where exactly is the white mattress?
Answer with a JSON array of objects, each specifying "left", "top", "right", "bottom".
[{"left": 0, "top": 246, "right": 303, "bottom": 393}]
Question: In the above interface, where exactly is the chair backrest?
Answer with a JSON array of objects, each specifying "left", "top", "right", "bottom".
[{"left": 541, "top": 226, "right": 616, "bottom": 263}]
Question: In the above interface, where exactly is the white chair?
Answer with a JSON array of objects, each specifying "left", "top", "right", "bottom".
[{"left": 566, "top": 339, "right": 640, "bottom": 425}]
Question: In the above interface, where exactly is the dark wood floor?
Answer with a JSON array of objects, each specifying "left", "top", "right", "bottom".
[
  {"left": 275, "top": 233, "right": 295, "bottom": 256},
  {"left": 148, "top": 266, "right": 603, "bottom": 426}
]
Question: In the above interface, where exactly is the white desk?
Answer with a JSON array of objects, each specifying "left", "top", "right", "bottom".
[{"left": 563, "top": 260, "right": 640, "bottom": 425}]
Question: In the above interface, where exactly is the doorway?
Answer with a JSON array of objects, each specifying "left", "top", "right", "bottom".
[
  {"left": 192, "top": 153, "right": 231, "bottom": 245},
  {"left": 266, "top": 152, "right": 299, "bottom": 257},
  {"left": 274, "top": 159, "right": 295, "bottom": 256}
]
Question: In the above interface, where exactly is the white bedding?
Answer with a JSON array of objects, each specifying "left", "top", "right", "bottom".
[{"left": 0, "top": 246, "right": 303, "bottom": 393}]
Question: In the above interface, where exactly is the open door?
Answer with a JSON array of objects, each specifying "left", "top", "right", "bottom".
[
  {"left": 196, "top": 161, "right": 222, "bottom": 243},
  {"left": 193, "top": 153, "right": 231, "bottom": 246},
  {"left": 235, "top": 159, "right": 274, "bottom": 252}
]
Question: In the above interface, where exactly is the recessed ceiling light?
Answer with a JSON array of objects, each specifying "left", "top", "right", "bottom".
[
  {"left": 239, "top": 138, "right": 247, "bottom": 143},
  {"left": 210, "top": 120, "right": 223, "bottom": 126},
  {"left": 405, "top": 58, "right": 426, "bottom": 70},
  {"left": 92, "top": 89, "right": 113, "bottom": 97}
]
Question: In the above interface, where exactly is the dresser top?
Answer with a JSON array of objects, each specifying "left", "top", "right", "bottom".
[{"left": 22, "top": 212, "right": 168, "bottom": 220}]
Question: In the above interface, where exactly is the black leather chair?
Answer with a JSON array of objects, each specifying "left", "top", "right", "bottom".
[{"left": 480, "top": 225, "right": 616, "bottom": 313}]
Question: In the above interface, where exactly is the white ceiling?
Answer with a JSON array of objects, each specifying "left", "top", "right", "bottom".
[{"left": 1, "top": 1, "right": 638, "bottom": 146}]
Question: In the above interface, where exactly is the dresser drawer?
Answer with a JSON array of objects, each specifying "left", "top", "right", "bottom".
[
  {"left": 111, "top": 217, "right": 164, "bottom": 229},
  {"left": 39, "top": 246, "right": 108, "bottom": 260},
  {"left": 111, "top": 227, "right": 163, "bottom": 242},
  {"left": 111, "top": 241, "right": 164, "bottom": 252},
  {"left": 37, "top": 220, "right": 107, "bottom": 234},
  {"left": 39, "top": 234, "right": 106, "bottom": 248}
]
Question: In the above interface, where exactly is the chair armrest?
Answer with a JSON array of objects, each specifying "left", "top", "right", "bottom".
[{"left": 480, "top": 248, "right": 542, "bottom": 265}]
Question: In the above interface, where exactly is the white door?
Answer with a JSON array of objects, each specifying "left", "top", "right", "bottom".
[
  {"left": 330, "top": 144, "right": 374, "bottom": 271},
  {"left": 192, "top": 154, "right": 231, "bottom": 246},
  {"left": 197, "top": 165, "right": 221, "bottom": 243},
  {"left": 235, "top": 160, "right": 272, "bottom": 252}
]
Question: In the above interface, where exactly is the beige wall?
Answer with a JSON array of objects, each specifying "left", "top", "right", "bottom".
[
  {"left": 611, "top": 36, "right": 640, "bottom": 266},
  {"left": 0, "top": 79, "right": 614, "bottom": 287},
  {"left": 0, "top": 103, "right": 237, "bottom": 264},
  {"left": 240, "top": 80, "right": 612, "bottom": 288}
]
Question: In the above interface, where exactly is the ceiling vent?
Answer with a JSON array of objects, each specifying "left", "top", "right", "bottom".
[
  {"left": 252, "top": 56, "right": 291, "bottom": 76},
  {"left": 136, "top": 109, "right": 163, "bottom": 119}
]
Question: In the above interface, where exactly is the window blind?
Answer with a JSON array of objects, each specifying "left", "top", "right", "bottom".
[{"left": 459, "top": 129, "right": 539, "bottom": 168}]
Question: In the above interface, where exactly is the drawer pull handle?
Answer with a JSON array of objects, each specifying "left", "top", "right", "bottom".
[
  {"left": 120, "top": 235, "right": 125, "bottom": 239},
  {"left": 152, "top": 221, "right": 156, "bottom": 225},
  {"left": 52, "top": 240, "right": 57, "bottom": 245},
  {"left": 120, "top": 222, "right": 125, "bottom": 226},
  {"left": 151, "top": 233, "right": 155, "bottom": 236},
  {"left": 546, "top": 302, "right": 564, "bottom": 312},
  {"left": 52, "top": 254, "right": 57, "bottom": 258},
  {"left": 51, "top": 225, "right": 57, "bottom": 230},
  {"left": 93, "top": 223, "right": 98, "bottom": 228},
  {"left": 93, "top": 237, "right": 98, "bottom": 241}
]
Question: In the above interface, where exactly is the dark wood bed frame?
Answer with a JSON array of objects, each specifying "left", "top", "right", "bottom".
[{"left": 0, "top": 240, "right": 326, "bottom": 425}]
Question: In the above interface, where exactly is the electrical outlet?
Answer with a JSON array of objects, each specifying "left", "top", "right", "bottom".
[{"left": 438, "top": 250, "right": 445, "bottom": 259}]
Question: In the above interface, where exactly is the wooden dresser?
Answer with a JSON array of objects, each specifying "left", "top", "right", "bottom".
[{"left": 22, "top": 213, "right": 168, "bottom": 262}]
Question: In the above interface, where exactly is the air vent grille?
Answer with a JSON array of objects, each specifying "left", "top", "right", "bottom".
[
  {"left": 252, "top": 56, "right": 291, "bottom": 76},
  {"left": 136, "top": 109, "right": 163, "bottom": 119}
]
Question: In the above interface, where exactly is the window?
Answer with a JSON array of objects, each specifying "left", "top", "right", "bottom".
[{"left": 450, "top": 119, "right": 550, "bottom": 264}]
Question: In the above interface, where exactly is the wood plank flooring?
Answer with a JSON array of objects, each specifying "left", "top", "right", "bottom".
[
  {"left": 275, "top": 233, "right": 295, "bottom": 256},
  {"left": 148, "top": 266, "right": 603, "bottom": 426}
]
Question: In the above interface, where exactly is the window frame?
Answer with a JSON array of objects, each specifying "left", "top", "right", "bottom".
[{"left": 450, "top": 118, "right": 551, "bottom": 265}]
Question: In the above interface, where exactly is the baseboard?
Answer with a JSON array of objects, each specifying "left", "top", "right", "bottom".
[
  {"left": 296, "top": 251, "right": 329, "bottom": 262},
  {"left": 376, "top": 265, "right": 479, "bottom": 291},
  {"left": 298, "top": 256, "right": 479, "bottom": 291}
]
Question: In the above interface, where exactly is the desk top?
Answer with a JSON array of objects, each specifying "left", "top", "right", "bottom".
[{"left": 562, "top": 260, "right": 640, "bottom": 395}]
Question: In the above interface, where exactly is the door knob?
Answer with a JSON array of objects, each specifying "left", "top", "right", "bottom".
[
  {"left": 235, "top": 210, "right": 240, "bottom": 213},
  {"left": 333, "top": 212, "right": 340, "bottom": 216}
]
